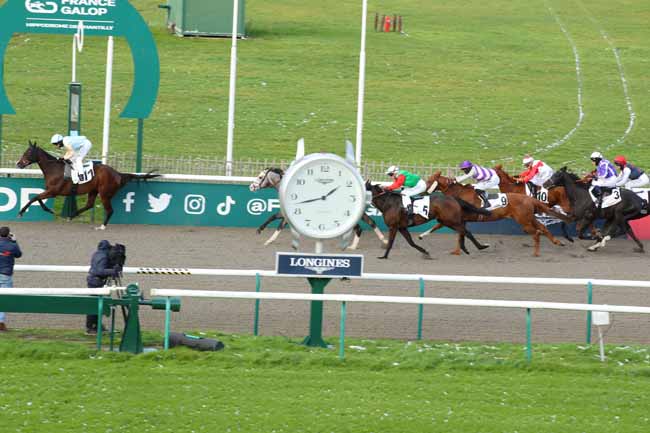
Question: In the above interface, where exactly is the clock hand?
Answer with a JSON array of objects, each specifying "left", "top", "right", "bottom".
[
  {"left": 296, "top": 186, "right": 341, "bottom": 204},
  {"left": 324, "top": 186, "right": 340, "bottom": 197}
]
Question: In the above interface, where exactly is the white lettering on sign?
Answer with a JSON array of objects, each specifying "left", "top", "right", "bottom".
[
  {"left": 0, "top": 187, "right": 48, "bottom": 213},
  {"left": 289, "top": 257, "right": 351, "bottom": 268},
  {"left": 61, "top": 0, "right": 116, "bottom": 7}
]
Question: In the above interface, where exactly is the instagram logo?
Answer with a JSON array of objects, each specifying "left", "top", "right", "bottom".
[{"left": 184, "top": 194, "right": 206, "bottom": 215}]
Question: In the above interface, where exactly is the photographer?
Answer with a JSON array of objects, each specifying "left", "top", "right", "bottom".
[
  {"left": 86, "top": 240, "right": 120, "bottom": 335},
  {"left": 0, "top": 227, "right": 22, "bottom": 332}
]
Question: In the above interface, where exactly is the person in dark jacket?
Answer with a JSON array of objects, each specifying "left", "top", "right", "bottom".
[
  {"left": 85, "top": 240, "right": 119, "bottom": 334},
  {"left": 0, "top": 226, "right": 22, "bottom": 331}
]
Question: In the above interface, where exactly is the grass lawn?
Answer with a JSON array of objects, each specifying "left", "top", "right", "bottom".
[
  {"left": 1, "top": 0, "right": 648, "bottom": 172},
  {"left": 1, "top": 330, "right": 650, "bottom": 432}
]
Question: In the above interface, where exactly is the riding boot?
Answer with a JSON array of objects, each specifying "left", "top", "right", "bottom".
[
  {"left": 527, "top": 182, "right": 537, "bottom": 198},
  {"left": 476, "top": 189, "right": 489, "bottom": 208},
  {"left": 406, "top": 204, "right": 414, "bottom": 226}
]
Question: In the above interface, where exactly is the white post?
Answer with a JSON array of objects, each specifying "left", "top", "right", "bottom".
[
  {"left": 315, "top": 241, "right": 324, "bottom": 254},
  {"left": 225, "top": 0, "right": 239, "bottom": 176},
  {"left": 101, "top": 36, "right": 114, "bottom": 164},
  {"left": 354, "top": 0, "right": 368, "bottom": 167},
  {"left": 72, "top": 37, "right": 77, "bottom": 82}
]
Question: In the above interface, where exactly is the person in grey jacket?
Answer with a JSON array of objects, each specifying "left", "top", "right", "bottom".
[{"left": 0, "top": 226, "right": 22, "bottom": 331}]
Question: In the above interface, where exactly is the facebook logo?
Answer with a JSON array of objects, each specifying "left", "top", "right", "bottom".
[{"left": 122, "top": 192, "right": 135, "bottom": 213}]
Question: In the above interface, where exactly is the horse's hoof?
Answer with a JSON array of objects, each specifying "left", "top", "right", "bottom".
[
  {"left": 634, "top": 247, "right": 645, "bottom": 254},
  {"left": 556, "top": 241, "right": 565, "bottom": 247},
  {"left": 422, "top": 254, "right": 433, "bottom": 260},
  {"left": 587, "top": 244, "right": 600, "bottom": 252},
  {"left": 450, "top": 250, "right": 461, "bottom": 256},
  {"left": 417, "top": 235, "right": 424, "bottom": 240},
  {"left": 94, "top": 225, "right": 106, "bottom": 231},
  {"left": 256, "top": 230, "right": 262, "bottom": 235},
  {"left": 477, "top": 244, "right": 490, "bottom": 250},
  {"left": 381, "top": 239, "right": 388, "bottom": 245},
  {"left": 377, "top": 256, "right": 388, "bottom": 260}
]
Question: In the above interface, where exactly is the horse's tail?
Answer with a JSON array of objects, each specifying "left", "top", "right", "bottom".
[
  {"left": 120, "top": 171, "right": 161, "bottom": 187},
  {"left": 533, "top": 200, "right": 572, "bottom": 222},
  {"left": 455, "top": 198, "right": 491, "bottom": 216}
]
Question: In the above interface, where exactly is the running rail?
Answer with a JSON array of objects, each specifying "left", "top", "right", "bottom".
[
  {"left": 150, "top": 289, "right": 650, "bottom": 361},
  {"left": 14, "top": 265, "right": 650, "bottom": 288}
]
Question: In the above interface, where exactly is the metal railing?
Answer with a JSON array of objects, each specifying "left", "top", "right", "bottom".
[{"left": 1, "top": 146, "right": 519, "bottom": 179}]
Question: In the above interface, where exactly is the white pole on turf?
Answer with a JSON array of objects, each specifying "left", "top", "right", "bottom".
[
  {"left": 225, "top": 0, "right": 240, "bottom": 176},
  {"left": 354, "top": 0, "right": 368, "bottom": 167},
  {"left": 101, "top": 36, "right": 114, "bottom": 164}
]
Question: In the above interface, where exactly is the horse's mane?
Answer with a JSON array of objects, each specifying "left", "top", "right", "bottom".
[
  {"left": 493, "top": 164, "right": 517, "bottom": 183},
  {"left": 267, "top": 167, "right": 284, "bottom": 176},
  {"left": 31, "top": 144, "right": 58, "bottom": 161}
]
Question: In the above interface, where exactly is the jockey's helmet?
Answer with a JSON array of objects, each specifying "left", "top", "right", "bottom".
[
  {"left": 522, "top": 155, "right": 534, "bottom": 166},
  {"left": 459, "top": 160, "right": 473, "bottom": 170},
  {"left": 385, "top": 166, "right": 399, "bottom": 176},
  {"left": 614, "top": 155, "right": 627, "bottom": 166},
  {"left": 50, "top": 134, "right": 64, "bottom": 146},
  {"left": 590, "top": 151, "right": 603, "bottom": 162}
]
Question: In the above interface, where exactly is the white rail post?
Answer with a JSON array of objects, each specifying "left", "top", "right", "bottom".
[
  {"left": 101, "top": 36, "right": 114, "bottom": 164},
  {"left": 354, "top": 0, "right": 369, "bottom": 167},
  {"left": 225, "top": 0, "right": 240, "bottom": 176}
]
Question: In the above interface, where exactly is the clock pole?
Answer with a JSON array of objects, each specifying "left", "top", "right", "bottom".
[{"left": 302, "top": 240, "right": 330, "bottom": 348}]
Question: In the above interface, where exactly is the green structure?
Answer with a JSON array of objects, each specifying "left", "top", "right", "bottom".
[
  {"left": 0, "top": 0, "right": 160, "bottom": 169},
  {"left": 0, "top": 284, "right": 181, "bottom": 354},
  {"left": 160, "top": 0, "right": 246, "bottom": 37}
]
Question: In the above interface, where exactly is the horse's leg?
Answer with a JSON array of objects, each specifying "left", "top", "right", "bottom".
[
  {"left": 264, "top": 217, "right": 285, "bottom": 246},
  {"left": 418, "top": 222, "right": 442, "bottom": 240},
  {"left": 96, "top": 194, "right": 114, "bottom": 230},
  {"left": 362, "top": 213, "right": 387, "bottom": 245},
  {"left": 18, "top": 190, "right": 54, "bottom": 217},
  {"left": 398, "top": 228, "right": 431, "bottom": 259},
  {"left": 378, "top": 226, "right": 398, "bottom": 259},
  {"left": 536, "top": 219, "right": 565, "bottom": 247},
  {"left": 37, "top": 199, "right": 54, "bottom": 214},
  {"left": 519, "top": 222, "right": 542, "bottom": 257},
  {"left": 71, "top": 191, "right": 98, "bottom": 219},
  {"left": 257, "top": 212, "right": 280, "bottom": 234},
  {"left": 466, "top": 230, "right": 490, "bottom": 250},
  {"left": 346, "top": 224, "right": 362, "bottom": 251},
  {"left": 624, "top": 221, "right": 644, "bottom": 253}
]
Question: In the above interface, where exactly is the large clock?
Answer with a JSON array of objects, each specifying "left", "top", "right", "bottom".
[{"left": 279, "top": 153, "right": 367, "bottom": 239}]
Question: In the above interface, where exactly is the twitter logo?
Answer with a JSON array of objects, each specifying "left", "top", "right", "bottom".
[{"left": 147, "top": 193, "right": 173, "bottom": 213}]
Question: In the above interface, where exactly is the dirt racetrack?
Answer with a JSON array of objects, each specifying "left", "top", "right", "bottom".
[{"left": 4, "top": 221, "right": 650, "bottom": 344}]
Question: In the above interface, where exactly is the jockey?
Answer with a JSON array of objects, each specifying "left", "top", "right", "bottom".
[
  {"left": 517, "top": 155, "right": 554, "bottom": 197},
  {"left": 590, "top": 151, "right": 617, "bottom": 207},
  {"left": 614, "top": 155, "right": 649, "bottom": 189},
  {"left": 455, "top": 160, "right": 499, "bottom": 207},
  {"left": 383, "top": 166, "right": 426, "bottom": 215},
  {"left": 51, "top": 133, "right": 92, "bottom": 180}
]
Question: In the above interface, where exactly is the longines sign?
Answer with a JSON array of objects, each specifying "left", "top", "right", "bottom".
[{"left": 276, "top": 253, "right": 364, "bottom": 278}]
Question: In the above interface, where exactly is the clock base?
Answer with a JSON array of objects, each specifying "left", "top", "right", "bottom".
[{"left": 301, "top": 277, "right": 331, "bottom": 348}]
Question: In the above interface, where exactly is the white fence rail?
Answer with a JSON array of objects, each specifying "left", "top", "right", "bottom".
[
  {"left": 150, "top": 288, "right": 650, "bottom": 360},
  {"left": 0, "top": 287, "right": 117, "bottom": 296}
]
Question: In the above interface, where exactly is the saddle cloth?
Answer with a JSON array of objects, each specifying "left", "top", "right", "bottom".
[
  {"left": 65, "top": 161, "right": 95, "bottom": 185},
  {"left": 483, "top": 193, "right": 508, "bottom": 210},
  {"left": 411, "top": 196, "right": 430, "bottom": 218},
  {"left": 588, "top": 187, "right": 622, "bottom": 208},
  {"left": 525, "top": 184, "right": 550, "bottom": 203}
]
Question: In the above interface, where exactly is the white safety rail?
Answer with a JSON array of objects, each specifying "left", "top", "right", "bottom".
[
  {"left": 14, "top": 265, "right": 650, "bottom": 289},
  {"left": 0, "top": 168, "right": 256, "bottom": 183},
  {"left": 149, "top": 289, "right": 650, "bottom": 314},
  {"left": 0, "top": 287, "right": 117, "bottom": 296},
  {"left": 150, "top": 288, "right": 650, "bottom": 360}
]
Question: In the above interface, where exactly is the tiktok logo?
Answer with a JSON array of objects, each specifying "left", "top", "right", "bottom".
[{"left": 216, "top": 196, "right": 236, "bottom": 216}]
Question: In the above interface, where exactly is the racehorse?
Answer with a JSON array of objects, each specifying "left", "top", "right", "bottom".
[
  {"left": 544, "top": 167, "right": 649, "bottom": 252},
  {"left": 249, "top": 168, "right": 388, "bottom": 249},
  {"left": 367, "top": 181, "right": 490, "bottom": 259},
  {"left": 423, "top": 171, "right": 570, "bottom": 256},
  {"left": 16, "top": 141, "right": 159, "bottom": 229},
  {"left": 492, "top": 164, "right": 576, "bottom": 242}
]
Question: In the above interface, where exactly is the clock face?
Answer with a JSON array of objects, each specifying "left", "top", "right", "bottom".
[{"left": 280, "top": 154, "right": 366, "bottom": 239}]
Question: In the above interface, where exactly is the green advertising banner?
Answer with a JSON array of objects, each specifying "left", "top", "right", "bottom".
[
  {"left": 0, "top": 0, "right": 159, "bottom": 118},
  {"left": 110, "top": 181, "right": 444, "bottom": 232},
  {"left": 111, "top": 182, "right": 282, "bottom": 227},
  {"left": 0, "top": 178, "right": 55, "bottom": 221}
]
